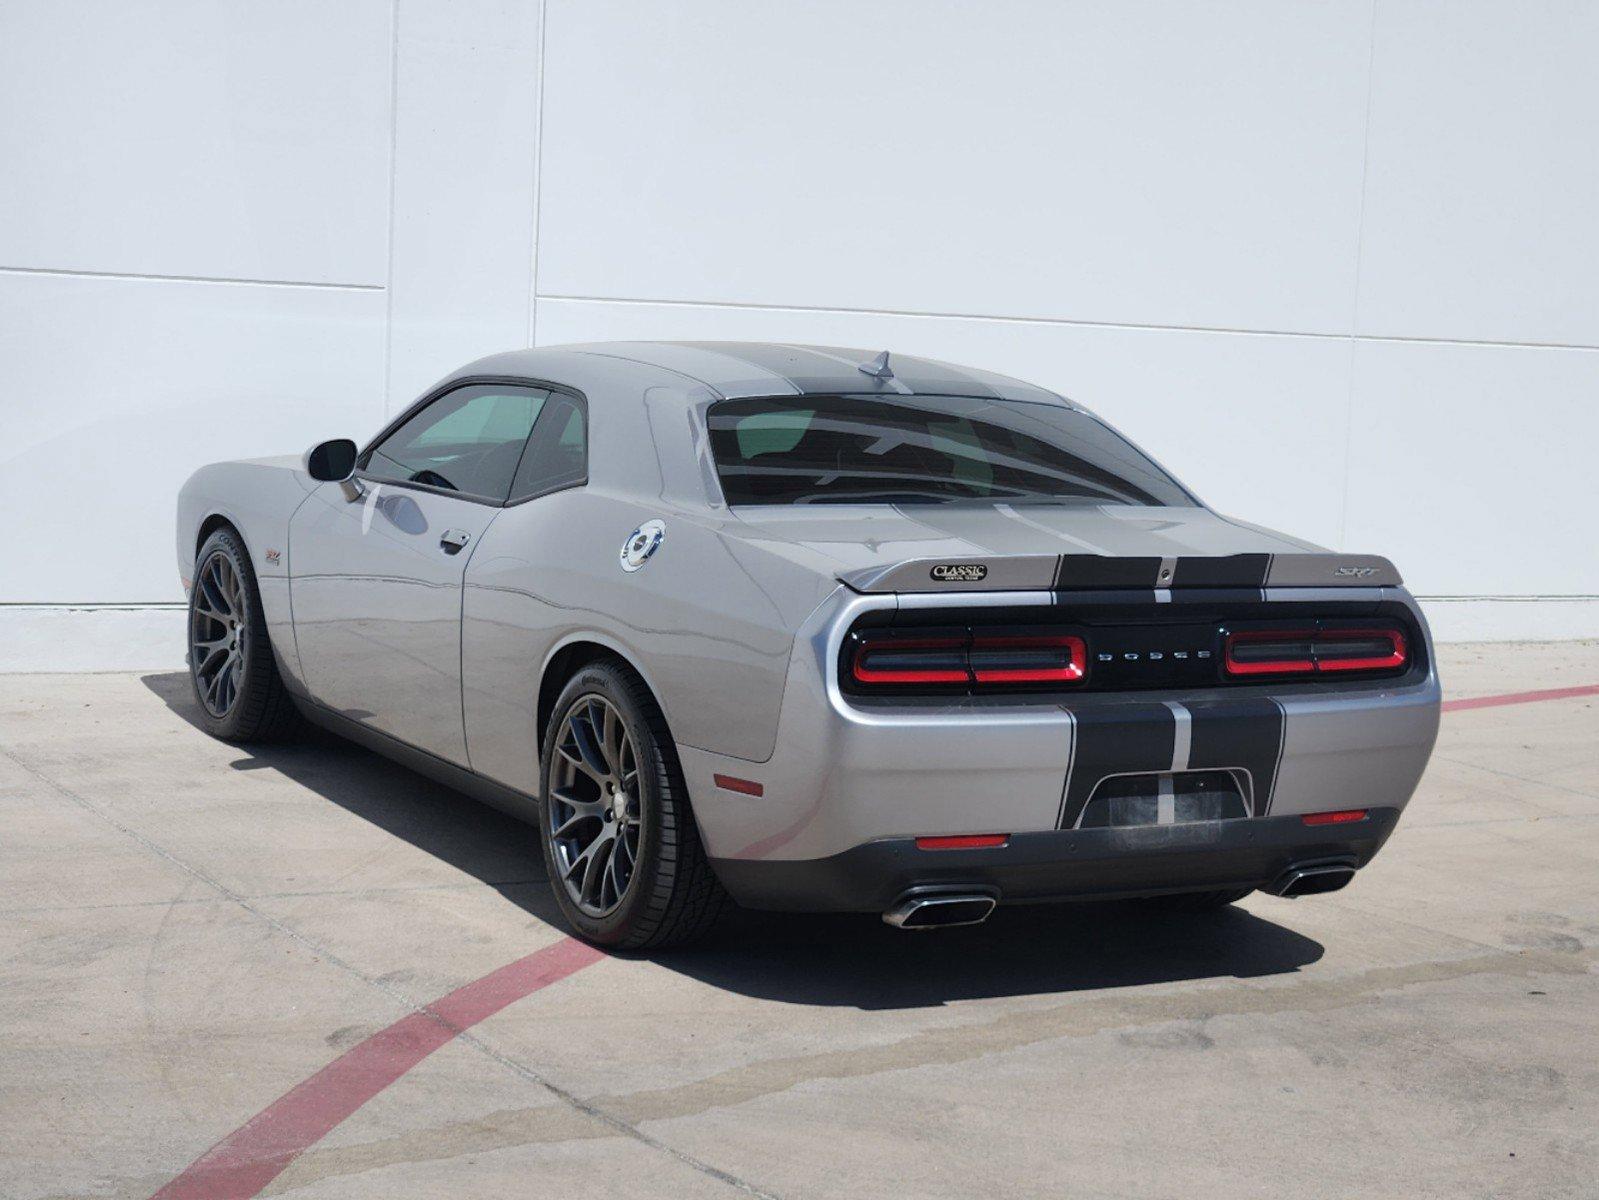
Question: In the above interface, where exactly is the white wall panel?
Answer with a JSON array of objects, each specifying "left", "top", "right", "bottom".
[
  {"left": 0, "top": 606, "right": 184, "bottom": 672},
  {"left": 1418, "top": 599, "right": 1599, "bottom": 644},
  {"left": 0, "top": 0, "right": 391, "bottom": 286},
  {"left": 1357, "top": 1, "right": 1599, "bottom": 346},
  {"left": 1342, "top": 339, "right": 1599, "bottom": 597},
  {"left": 0, "top": 271, "right": 385, "bottom": 603},
  {"left": 537, "top": 0, "right": 1373, "bottom": 335},
  {"left": 536, "top": 298, "right": 1352, "bottom": 550},
  {"left": 384, "top": 0, "right": 542, "bottom": 413}
]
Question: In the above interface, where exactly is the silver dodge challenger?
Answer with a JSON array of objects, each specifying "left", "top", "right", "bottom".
[{"left": 177, "top": 342, "right": 1440, "bottom": 947}]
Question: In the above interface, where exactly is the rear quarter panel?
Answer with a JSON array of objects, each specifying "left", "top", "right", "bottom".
[{"left": 460, "top": 489, "right": 839, "bottom": 794}]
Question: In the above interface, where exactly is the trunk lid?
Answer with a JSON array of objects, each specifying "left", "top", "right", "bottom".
[{"left": 726, "top": 503, "right": 1401, "bottom": 592}]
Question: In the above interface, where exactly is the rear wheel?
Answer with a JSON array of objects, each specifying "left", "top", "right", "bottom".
[
  {"left": 1138, "top": 887, "right": 1255, "bottom": 913},
  {"left": 187, "top": 527, "right": 301, "bottom": 742},
  {"left": 537, "top": 661, "right": 728, "bottom": 949}
]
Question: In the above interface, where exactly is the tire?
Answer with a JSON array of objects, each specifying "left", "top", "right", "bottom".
[
  {"left": 537, "top": 660, "right": 729, "bottom": 949},
  {"left": 187, "top": 527, "right": 302, "bottom": 743},
  {"left": 1137, "top": 887, "right": 1255, "bottom": 913}
]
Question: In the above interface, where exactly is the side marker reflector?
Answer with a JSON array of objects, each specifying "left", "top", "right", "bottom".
[
  {"left": 915, "top": 834, "right": 1009, "bottom": 851},
  {"left": 713, "top": 774, "right": 764, "bottom": 797},
  {"left": 1302, "top": 809, "right": 1368, "bottom": 826}
]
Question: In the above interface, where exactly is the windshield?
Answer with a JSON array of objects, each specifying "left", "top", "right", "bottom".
[{"left": 706, "top": 395, "right": 1194, "bottom": 507}]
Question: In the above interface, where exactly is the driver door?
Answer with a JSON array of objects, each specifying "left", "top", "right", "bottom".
[{"left": 289, "top": 383, "right": 549, "bottom": 764}]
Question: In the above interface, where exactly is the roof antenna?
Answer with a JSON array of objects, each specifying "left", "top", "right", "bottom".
[{"left": 857, "top": 350, "right": 894, "bottom": 381}]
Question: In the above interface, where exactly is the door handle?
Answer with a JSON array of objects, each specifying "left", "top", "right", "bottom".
[{"left": 439, "top": 528, "right": 472, "bottom": 554}]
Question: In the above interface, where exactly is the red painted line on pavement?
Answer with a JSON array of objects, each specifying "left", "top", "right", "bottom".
[
  {"left": 1441, "top": 682, "right": 1599, "bottom": 713},
  {"left": 151, "top": 936, "right": 604, "bottom": 1200}
]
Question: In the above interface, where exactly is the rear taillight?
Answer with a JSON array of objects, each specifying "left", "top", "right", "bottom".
[
  {"left": 850, "top": 635, "right": 969, "bottom": 685},
  {"left": 970, "top": 634, "right": 1086, "bottom": 684},
  {"left": 1225, "top": 627, "right": 1408, "bottom": 678},
  {"left": 849, "top": 630, "right": 1087, "bottom": 691},
  {"left": 1311, "top": 628, "right": 1409, "bottom": 673},
  {"left": 1225, "top": 630, "right": 1317, "bottom": 676}
]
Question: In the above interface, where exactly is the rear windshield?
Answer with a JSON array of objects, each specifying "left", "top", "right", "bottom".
[{"left": 707, "top": 395, "right": 1193, "bottom": 507}]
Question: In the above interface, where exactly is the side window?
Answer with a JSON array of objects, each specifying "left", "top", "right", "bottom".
[
  {"left": 361, "top": 385, "right": 547, "bottom": 502},
  {"left": 509, "top": 392, "right": 588, "bottom": 502}
]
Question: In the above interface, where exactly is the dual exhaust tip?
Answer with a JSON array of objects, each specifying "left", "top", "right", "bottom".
[
  {"left": 883, "top": 888, "right": 998, "bottom": 929},
  {"left": 1266, "top": 860, "right": 1357, "bottom": 898},
  {"left": 883, "top": 860, "right": 1358, "bottom": 927}
]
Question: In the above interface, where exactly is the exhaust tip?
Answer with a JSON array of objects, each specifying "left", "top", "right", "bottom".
[
  {"left": 883, "top": 889, "right": 998, "bottom": 929},
  {"left": 1269, "top": 861, "right": 1357, "bottom": 898}
]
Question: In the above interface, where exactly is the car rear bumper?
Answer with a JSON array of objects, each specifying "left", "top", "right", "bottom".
[
  {"left": 682, "top": 676, "right": 1437, "bottom": 862},
  {"left": 710, "top": 807, "right": 1401, "bottom": 912},
  {"left": 680, "top": 585, "right": 1440, "bottom": 868}
]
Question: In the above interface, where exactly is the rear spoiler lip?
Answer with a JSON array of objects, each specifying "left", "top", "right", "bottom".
[{"left": 838, "top": 553, "right": 1403, "bottom": 594}]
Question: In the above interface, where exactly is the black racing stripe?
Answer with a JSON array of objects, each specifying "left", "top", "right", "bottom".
[
  {"left": 1057, "top": 702, "right": 1176, "bottom": 829},
  {"left": 1173, "top": 554, "right": 1271, "bottom": 587},
  {"left": 799, "top": 344, "right": 1005, "bottom": 399},
  {"left": 890, "top": 360, "right": 1005, "bottom": 399},
  {"left": 1184, "top": 697, "right": 1286, "bottom": 816},
  {"left": 686, "top": 342, "right": 868, "bottom": 395},
  {"left": 1055, "top": 555, "right": 1163, "bottom": 589},
  {"left": 677, "top": 341, "right": 990, "bottom": 400}
]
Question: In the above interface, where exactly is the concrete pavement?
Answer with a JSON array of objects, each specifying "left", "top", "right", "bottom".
[{"left": 2, "top": 643, "right": 1597, "bottom": 1199}]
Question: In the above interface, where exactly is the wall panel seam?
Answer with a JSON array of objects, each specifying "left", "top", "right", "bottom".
[
  {"left": 528, "top": 0, "right": 549, "bottom": 348},
  {"left": 379, "top": 0, "right": 403, "bottom": 417},
  {"left": 1337, "top": 0, "right": 1383, "bottom": 550},
  {"left": 0, "top": 265, "right": 382, "bottom": 292},
  {"left": 532, "top": 293, "right": 1599, "bottom": 354}
]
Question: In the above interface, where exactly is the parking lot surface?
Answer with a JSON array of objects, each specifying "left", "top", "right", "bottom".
[{"left": 2, "top": 643, "right": 1597, "bottom": 1199}]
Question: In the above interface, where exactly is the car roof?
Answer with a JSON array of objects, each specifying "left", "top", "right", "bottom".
[
  {"left": 446, "top": 341, "right": 1075, "bottom": 409},
  {"left": 428, "top": 341, "right": 1086, "bottom": 510}
]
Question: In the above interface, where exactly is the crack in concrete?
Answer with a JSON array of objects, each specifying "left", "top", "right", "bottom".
[{"left": 1430, "top": 751, "right": 1599, "bottom": 807}]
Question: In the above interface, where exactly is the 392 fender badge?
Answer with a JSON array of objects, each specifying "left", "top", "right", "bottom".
[
  {"left": 264, "top": 548, "right": 281, "bottom": 564},
  {"left": 620, "top": 520, "right": 666, "bottom": 572},
  {"left": 930, "top": 562, "right": 987, "bottom": 582}
]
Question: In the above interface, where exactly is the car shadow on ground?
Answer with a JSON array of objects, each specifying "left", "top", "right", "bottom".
[
  {"left": 673, "top": 900, "right": 1323, "bottom": 1010},
  {"left": 143, "top": 670, "right": 1325, "bottom": 1010},
  {"left": 141, "top": 671, "right": 566, "bottom": 926}
]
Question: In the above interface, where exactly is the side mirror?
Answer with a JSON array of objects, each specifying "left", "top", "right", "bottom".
[{"left": 304, "top": 438, "right": 358, "bottom": 482}]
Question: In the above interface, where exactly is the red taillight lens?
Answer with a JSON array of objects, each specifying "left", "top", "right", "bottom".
[
  {"left": 849, "top": 630, "right": 1089, "bottom": 690},
  {"left": 1302, "top": 809, "right": 1368, "bottom": 826},
  {"left": 969, "top": 634, "right": 1086, "bottom": 684},
  {"left": 1225, "top": 627, "right": 1408, "bottom": 678},
  {"left": 1225, "top": 629, "right": 1317, "bottom": 676},
  {"left": 850, "top": 635, "right": 969, "bottom": 686},
  {"left": 1312, "top": 628, "right": 1408, "bottom": 673}
]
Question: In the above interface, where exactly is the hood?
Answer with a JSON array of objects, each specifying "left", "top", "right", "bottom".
[{"left": 724, "top": 502, "right": 1401, "bottom": 593}]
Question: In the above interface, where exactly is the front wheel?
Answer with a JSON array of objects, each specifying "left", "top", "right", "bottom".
[
  {"left": 187, "top": 527, "right": 301, "bottom": 742},
  {"left": 537, "top": 661, "right": 729, "bottom": 949}
]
